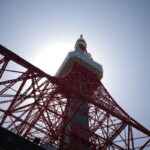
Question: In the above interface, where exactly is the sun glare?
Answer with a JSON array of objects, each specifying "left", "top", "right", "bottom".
[{"left": 33, "top": 42, "right": 74, "bottom": 76}]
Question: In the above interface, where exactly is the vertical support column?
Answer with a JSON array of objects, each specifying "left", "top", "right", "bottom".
[
  {"left": 58, "top": 60, "right": 101, "bottom": 149},
  {"left": 62, "top": 95, "right": 89, "bottom": 150}
]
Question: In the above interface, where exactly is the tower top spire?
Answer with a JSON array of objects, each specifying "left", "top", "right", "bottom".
[
  {"left": 75, "top": 35, "right": 87, "bottom": 52},
  {"left": 80, "top": 34, "right": 83, "bottom": 38}
]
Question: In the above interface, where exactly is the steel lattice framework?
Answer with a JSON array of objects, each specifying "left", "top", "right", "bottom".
[{"left": 0, "top": 45, "right": 150, "bottom": 150}]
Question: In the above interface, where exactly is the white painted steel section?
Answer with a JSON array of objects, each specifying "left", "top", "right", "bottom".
[{"left": 56, "top": 50, "right": 103, "bottom": 76}]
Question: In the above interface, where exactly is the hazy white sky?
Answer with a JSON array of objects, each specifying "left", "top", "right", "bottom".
[{"left": 0, "top": 0, "right": 150, "bottom": 129}]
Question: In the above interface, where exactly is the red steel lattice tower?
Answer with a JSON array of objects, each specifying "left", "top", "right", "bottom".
[{"left": 0, "top": 36, "right": 150, "bottom": 149}]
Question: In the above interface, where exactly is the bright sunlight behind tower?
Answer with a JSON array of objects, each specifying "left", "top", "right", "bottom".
[{"left": 33, "top": 42, "right": 73, "bottom": 75}]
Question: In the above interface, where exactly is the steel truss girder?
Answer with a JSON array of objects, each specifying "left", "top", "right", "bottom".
[{"left": 0, "top": 45, "right": 150, "bottom": 149}]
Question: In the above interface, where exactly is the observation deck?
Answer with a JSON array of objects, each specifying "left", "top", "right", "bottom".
[{"left": 56, "top": 50, "right": 103, "bottom": 79}]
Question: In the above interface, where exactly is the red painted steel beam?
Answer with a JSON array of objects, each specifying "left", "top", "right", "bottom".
[
  {"left": 0, "top": 45, "right": 57, "bottom": 84},
  {"left": 1, "top": 45, "right": 145, "bottom": 134},
  {"left": 1, "top": 44, "right": 150, "bottom": 149}
]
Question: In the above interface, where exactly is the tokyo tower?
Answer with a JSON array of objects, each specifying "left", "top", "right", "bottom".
[{"left": 0, "top": 35, "right": 150, "bottom": 150}]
